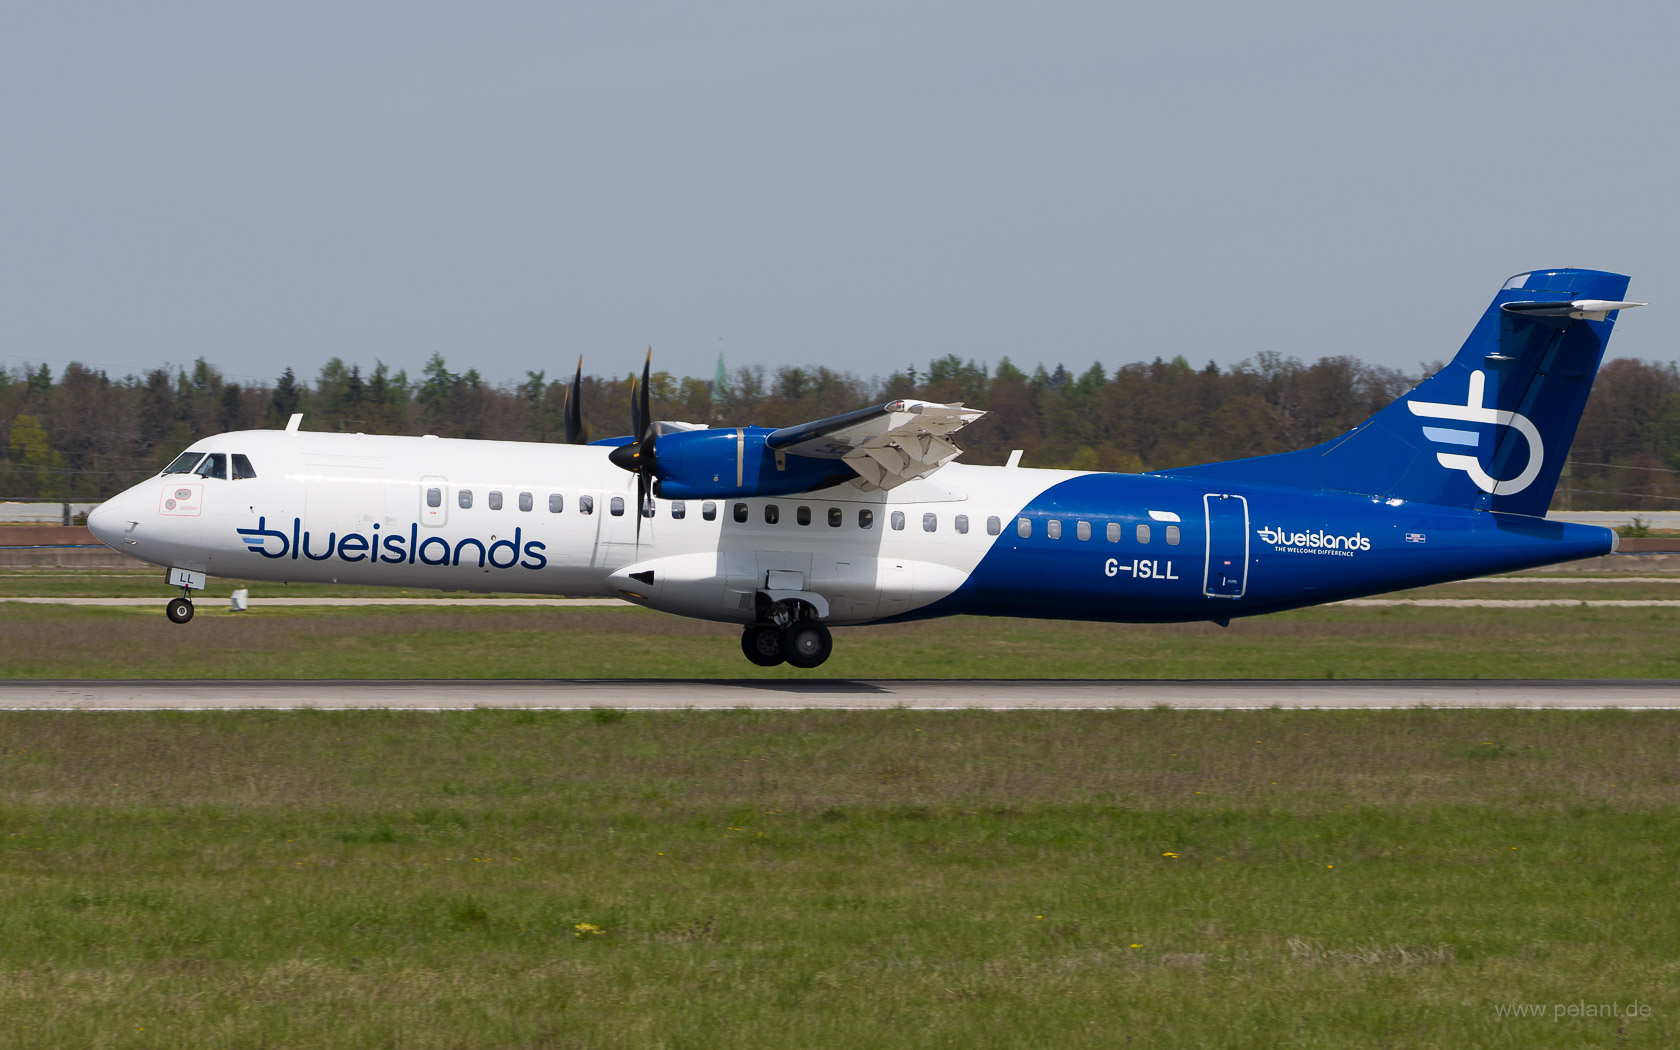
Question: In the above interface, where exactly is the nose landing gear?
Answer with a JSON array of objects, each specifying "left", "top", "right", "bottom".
[{"left": 163, "top": 567, "right": 205, "bottom": 625}]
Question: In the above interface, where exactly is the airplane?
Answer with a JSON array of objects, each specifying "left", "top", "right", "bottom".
[{"left": 86, "top": 268, "right": 1643, "bottom": 669}]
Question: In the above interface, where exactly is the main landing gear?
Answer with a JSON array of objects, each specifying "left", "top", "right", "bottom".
[{"left": 740, "top": 598, "right": 833, "bottom": 669}]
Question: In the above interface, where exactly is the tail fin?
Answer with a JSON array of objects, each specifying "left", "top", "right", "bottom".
[{"left": 1171, "top": 268, "right": 1642, "bottom": 516}]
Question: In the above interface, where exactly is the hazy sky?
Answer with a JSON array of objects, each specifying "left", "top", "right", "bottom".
[{"left": 3, "top": 2, "right": 1675, "bottom": 389}]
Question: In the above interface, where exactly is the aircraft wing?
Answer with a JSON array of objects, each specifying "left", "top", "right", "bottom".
[{"left": 765, "top": 400, "right": 986, "bottom": 491}]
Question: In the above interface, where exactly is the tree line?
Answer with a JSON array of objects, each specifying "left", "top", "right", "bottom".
[{"left": 2, "top": 351, "right": 1676, "bottom": 509}]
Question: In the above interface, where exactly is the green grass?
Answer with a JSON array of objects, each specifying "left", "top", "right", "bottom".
[
  {"left": 2, "top": 603, "right": 1678, "bottom": 679},
  {"left": 0, "top": 709, "right": 1675, "bottom": 1047}
]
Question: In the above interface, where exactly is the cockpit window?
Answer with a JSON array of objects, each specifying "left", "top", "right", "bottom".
[
  {"left": 231, "top": 454, "right": 257, "bottom": 479},
  {"left": 162, "top": 451, "right": 204, "bottom": 475},
  {"left": 193, "top": 453, "right": 228, "bottom": 480}
]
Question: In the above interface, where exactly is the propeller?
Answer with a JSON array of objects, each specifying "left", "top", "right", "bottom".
[
  {"left": 607, "top": 349, "right": 657, "bottom": 546},
  {"left": 562, "top": 356, "right": 587, "bottom": 444}
]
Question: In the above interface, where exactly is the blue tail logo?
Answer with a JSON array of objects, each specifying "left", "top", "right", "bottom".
[
  {"left": 1406, "top": 369, "right": 1544, "bottom": 495},
  {"left": 1169, "top": 268, "right": 1637, "bottom": 516}
]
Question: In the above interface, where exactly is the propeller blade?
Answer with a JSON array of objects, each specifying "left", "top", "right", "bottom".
[
  {"left": 635, "top": 469, "right": 648, "bottom": 549},
  {"left": 639, "top": 348, "right": 653, "bottom": 442},
  {"left": 634, "top": 349, "right": 655, "bottom": 551},
  {"left": 606, "top": 349, "right": 660, "bottom": 553},
  {"left": 563, "top": 356, "right": 584, "bottom": 444}
]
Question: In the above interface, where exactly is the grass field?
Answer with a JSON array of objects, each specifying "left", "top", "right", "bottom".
[
  {"left": 0, "top": 709, "right": 1675, "bottom": 1048},
  {"left": 4, "top": 559, "right": 1677, "bottom": 680},
  {"left": 1, "top": 602, "right": 1678, "bottom": 679}
]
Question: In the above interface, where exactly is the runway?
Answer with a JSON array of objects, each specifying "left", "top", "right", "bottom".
[{"left": 3, "top": 679, "right": 1677, "bottom": 710}]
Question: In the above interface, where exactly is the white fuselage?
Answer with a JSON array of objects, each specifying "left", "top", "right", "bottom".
[{"left": 88, "top": 428, "right": 1081, "bottom": 626}]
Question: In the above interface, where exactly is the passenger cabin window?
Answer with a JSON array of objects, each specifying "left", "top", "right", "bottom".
[
  {"left": 518, "top": 492, "right": 533, "bottom": 512},
  {"left": 796, "top": 506, "right": 811, "bottom": 526},
  {"left": 858, "top": 509, "right": 874, "bottom": 529},
  {"left": 488, "top": 491, "right": 504, "bottom": 511},
  {"left": 1166, "top": 525, "right": 1181, "bottom": 545},
  {"left": 703, "top": 502, "right": 717, "bottom": 521},
  {"left": 671, "top": 501, "right": 687, "bottom": 520},
  {"left": 764, "top": 504, "right": 779, "bottom": 525},
  {"left": 1047, "top": 519, "right": 1062, "bottom": 540},
  {"left": 733, "top": 503, "right": 748, "bottom": 523},
  {"left": 1076, "top": 520, "right": 1091, "bottom": 541},
  {"left": 579, "top": 495, "right": 594, "bottom": 515},
  {"left": 1017, "top": 517, "right": 1032, "bottom": 538},
  {"left": 548, "top": 493, "right": 564, "bottom": 513},
  {"left": 458, "top": 489, "right": 473, "bottom": 509},
  {"left": 891, "top": 511, "right": 905, "bottom": 531},
  {"left": 194, "top": 453, "right": 228, "bottom": 480},
  {"left": 610, "top": 496, "right": 625, "bottom": 516},
  {"left": 426, "top": 487, "right": 443, "bottom": 508},
  {"left": 231, "top": 454, "right": 257, "bottom": 480},
  {"left": 1106, "top": 522, "right": 1121, "bottom": 543},
  {"left": 162, "top": 451, "right": 203, "bottom": 475},
  {"left": 923, "top": 512, "right": 937, "bottom": 533},
  {"left": 1136, "top": 523, "right": 1151, "bottom": 544},
  {"left": 987, "top": 516, "right": 1001, "bottom": 536},
  {"left": 828, "top": 507, "right": 842, "bottom": 527},
  {"left": 955, "top": 514, "right": 968, "bottom": 535}
]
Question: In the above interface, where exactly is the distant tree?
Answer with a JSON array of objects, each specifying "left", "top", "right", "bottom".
[
  {"left": 269, "top": 368, "right": 302, "bottom": 427},
  {"left": 4, "top": 413, "right": 65, "bottom": 498}
]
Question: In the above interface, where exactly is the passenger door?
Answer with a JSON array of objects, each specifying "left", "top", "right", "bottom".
[{"left": 1202, "top": 493, "right": 1249, "bottom": 599}]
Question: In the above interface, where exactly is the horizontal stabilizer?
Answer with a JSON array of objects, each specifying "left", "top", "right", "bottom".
[{"left": 1503, "top": 299, "right": 1646, "bottom": 322}]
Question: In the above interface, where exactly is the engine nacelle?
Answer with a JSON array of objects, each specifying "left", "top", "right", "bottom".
[{"left": 651, "top": 427, "right": 855, "bottom": 500}]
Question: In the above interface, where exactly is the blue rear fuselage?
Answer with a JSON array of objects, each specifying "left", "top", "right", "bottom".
[{"left": 937, "top": 472, "right": 1614, "bottom": 623}]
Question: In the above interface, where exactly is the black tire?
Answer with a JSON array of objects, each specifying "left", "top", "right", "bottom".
[
  {"left": 781, "top": 621, "right": 832, "bottom": 669},
  {"left": 741, "top": 625, "right": 785, "bottom": 667},
  {"left": 166, "top": 597, "right": 195, "bottom": 624}
]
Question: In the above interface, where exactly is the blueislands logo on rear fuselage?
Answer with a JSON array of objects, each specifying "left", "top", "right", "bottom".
[
  {"left": 236, "top": 516, "right": 547, "bottom": 569},
  {"left": 1256, "top": 525, "right": 1370, "bottom": 556}
]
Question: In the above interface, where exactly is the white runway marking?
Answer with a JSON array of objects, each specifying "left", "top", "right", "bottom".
[{"left": 2, "top": 679, "right": 1676, "bottom": 710}]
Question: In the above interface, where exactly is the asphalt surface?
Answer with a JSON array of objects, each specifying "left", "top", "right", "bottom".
[{"left": 2, "top": 679, "right": 1677, "bottom": 710}]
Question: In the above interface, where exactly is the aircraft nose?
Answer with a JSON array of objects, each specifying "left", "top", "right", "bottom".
[{"left": 86, "top": 493, "right": 129, "bottom": 547}]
